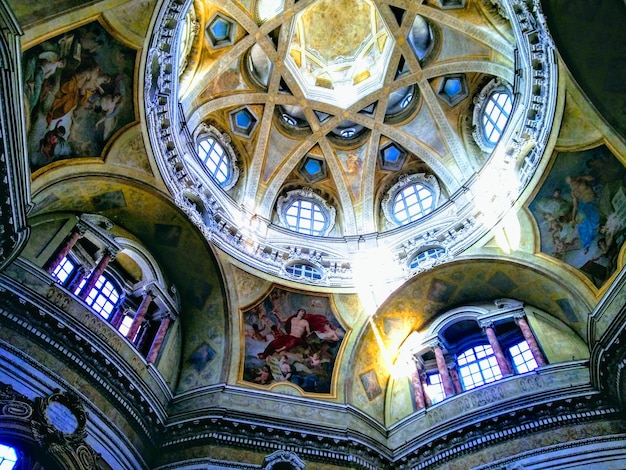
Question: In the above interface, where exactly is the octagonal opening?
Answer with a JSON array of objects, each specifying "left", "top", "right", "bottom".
[{"left": 285, "top": 0, "right": 395, "bottom": 108}]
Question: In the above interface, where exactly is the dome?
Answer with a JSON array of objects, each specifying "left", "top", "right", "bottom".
[{"left": 146, "top": 0, "right": 558, "bottom": 289}]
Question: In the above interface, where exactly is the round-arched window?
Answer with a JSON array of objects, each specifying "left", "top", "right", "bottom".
[
  {"left": 482, "top": 90, "right": 513, "bottom": 145},
  {"left": 392, "top": 183, "right": 435, "bottom": 225},
  {"left": 472, "top": 79, "right": 514, "bottom": 152},
  {"left": 457, "top": 344, "right": 502, "bottom": 391},
  {"left": 409, "top": 247, "right": 447, "bottom": 269},
  {"left": 284, "top": 199, "right": 327, "bottom": 235},
  {"left": 285, "top": 262, "right": 323, "bottom": 280},
  {"left": 77, "top": 274, "right": 121, "bottom": 320},
  {"left": 382, "top": 173, "right": 440, "bottom": 228},
  {"left": 0, "top": 444, "right": 18, "bottom": 470},
  {"left": 191, "top": 124, "right": 239, "bottom": 190},
  {"left": 277, "top": 188, "right": 336, "bottom": 236},
  {"left": 197, "top": 136, "right": 230, "bottom": 185}
]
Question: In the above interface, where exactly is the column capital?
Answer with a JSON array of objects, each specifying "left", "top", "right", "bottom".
[
  {"left": 428, "top": 339, "right": 445, "bottom": 351},
  {"left": 103, "top": 247, "right": 119, "bottom": 260},
  {"left": 75, "top": 221, "right": 90, "bottom": 235}
]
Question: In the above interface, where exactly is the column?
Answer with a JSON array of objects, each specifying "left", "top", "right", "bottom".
[
  {"left": 44, "top": 225, "right": 84, "bottom": 273},
  {"left": 433, "top": 342, "right": 455, "bottom": 398},
  {"left": 449, "top": 366, "right": 463, "bottom": 394},
  {"left": 147, "top": 316, "right": 172, "bottom": 364},
  {"left": 109, "top": 305, "right": 126, "bottom": 329},
  {"left": 483, "top": 323, "right": 513, "bottom": 375},
  {"left": 126, "top": 291, "right": 154, "bottom": 341},
  {"left": 516, "top": 315, "right": 547, "bottom": 367},
  {"left": 78, "top": 250, "right": 114, "bottom": 301},
  {"left": 66, "top": 266, "right": 87, "bottom": 293}
]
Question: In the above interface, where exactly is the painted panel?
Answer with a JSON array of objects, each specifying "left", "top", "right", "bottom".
[
  {"left": 529, "top": 145, "right": 626, "bottom": 288},
  {"left": 24, "top": 21, "right": 136, "bottom": 171},
  {"left": 241, "top": 287, "right": 346, "bottom": 394}
]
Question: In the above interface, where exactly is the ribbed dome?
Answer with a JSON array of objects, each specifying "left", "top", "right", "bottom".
[{"left": 146, "top": 0, "right": 558, "bottom": 289}]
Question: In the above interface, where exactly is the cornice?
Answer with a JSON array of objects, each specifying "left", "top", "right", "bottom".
[{"left": 0, "top": 270, "right": 170, "bottom": 446}]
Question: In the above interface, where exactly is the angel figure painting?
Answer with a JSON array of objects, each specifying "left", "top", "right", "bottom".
[
  {"left": 23, "top": 21, "right": 136, "bottom": 171},
  {"left": 242, "top": 287, "right": 346, "bottom": 394},
  {"left": 529, "top": 145, "right": 626, "bottom": 287}
]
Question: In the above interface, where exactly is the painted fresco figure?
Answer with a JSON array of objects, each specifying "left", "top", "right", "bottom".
[
  {"left": 39, "top": 120, "right": 66, "bottom": 159},
  {"left": 566, "top": 174, "right": 600, "bottom": 253},
  {"left": 257, "top": 309, "right": 311, "bottom": 360}
]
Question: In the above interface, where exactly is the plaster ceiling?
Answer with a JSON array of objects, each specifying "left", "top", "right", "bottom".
[{"left": 149, "top": 0, "right": 553, "bottom": 289}]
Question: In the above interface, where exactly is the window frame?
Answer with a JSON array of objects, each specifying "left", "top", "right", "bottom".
[
  {"left": 276, "top": 188, "right": 336, "bottom": 236},
  {"left": 77, "top": 273, "right": 122, "bottom": 320},
  {"left": 508, "top": 339, "right": 539, "bottom": 374},
  {"left": 285, "top": 262, "right": 324, "bottom": 281},
  {"left": 382, "top": 173, "right": 440, "bottom": 227},
  {"left": 457, "top": 344, "right": 503, "bottom": 391},
  {"left": 191, "top": 123, "right": 239, "bottom": 190},
  {"left": 472, "top": 78, "right": 514, "bottom": 152}
]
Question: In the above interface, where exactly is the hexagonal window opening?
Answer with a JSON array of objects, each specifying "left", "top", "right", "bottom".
[
  {"left": 206, "top": 13, "right": 236, "bottom": 49},
  {"left": 299, "top": 156, "right": 327, "bottom": 183},
  {"left": 229, "top": 107, "right": 258, "bottom": 137},
  {"left": 437, "top": 74, "right": 468, "bottom": 107},
  {"left": 379, "top": 143, "right": 407, "bottom": 171}
]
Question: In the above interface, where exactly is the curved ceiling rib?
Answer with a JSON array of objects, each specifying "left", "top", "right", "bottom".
[{"left": 147, "top": 0, "right": 559, "bottom": 287}]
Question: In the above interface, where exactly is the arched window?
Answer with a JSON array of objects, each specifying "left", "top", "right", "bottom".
[
  {"left": 393, "top": 183, "right": 435, "bottom": 225},
  {"left": 285, "top": 263, "right": 322, "bottom": 280},
  {"left": 472, "top": 79, "right": 514, "bottom": 152},
  {"left": 197, "top": 136, "right": 231, "bottom": 185},
  {"left": 285, "top": 199, "right": 326, "bottom": 235},
  {"left": 457, "top": 344, "right": 502, "bottom": 391},
  {"left": 0, "top": 443, "right": 18, "bottom": 470},
  {"left": 77, "top": 274, "right": 121, "bottom": 320},
  {"left": 277, "top": 188, "right": 336, "bottom": 236},
  {"left": 482, "top": 90, "right": 513, "bottom": 145},
  {"left": 382, "top": 173, "right": 440, "bottom": 228},
  {"left": 409, "top": 247, "right": 447, "bottom": 269},
  {"left": 191, "top": 124, "right": 239, "bottom": 190}
]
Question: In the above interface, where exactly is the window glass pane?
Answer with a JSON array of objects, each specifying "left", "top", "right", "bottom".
[
  {"left": 0, "top": 444, "right": 18, "bottom": 470},
  {"left": 285, "top": 199, "right": 327, "bottom": 235},
  {"left": 83, "top": 275, "right": 120, "bottom": 319},
  {"left": 52, "top": 256, "right": 76, "bottom": 285},
  {"left": 482, "top": 90, "right": 512, "bottom": 145},
  {"left": 197, "top": 137, "right": 230, "bottom": 185},
  {"left": 393, "top": 183, "right": 435, "bottom": 225},
  {"left": 425, "top": 373, "right": 445, "bottom": 404},
  {"left": 510, "top": 340, "right": 538, "bottom": 373},
  {"left": 458, "top": 345, "right": 502, "bottom": 391}
]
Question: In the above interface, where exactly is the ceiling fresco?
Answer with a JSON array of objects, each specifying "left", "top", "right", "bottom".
[
  {"left": 529, "top": 144, "right": 626, "bottom": 288},
  {"left": 24, "top": 20, "right": 136, "bottom": 171},
  {"left": 240, "top": 286, "right": 347, "bottom": 395}
]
